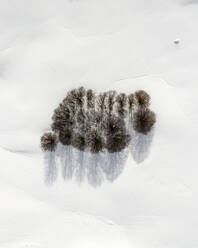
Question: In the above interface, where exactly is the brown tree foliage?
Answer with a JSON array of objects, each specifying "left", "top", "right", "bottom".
[
  {"left": 71, "top": 133, "right": 86, "bottom": 151},
  {"left": 86, "top": 130, "right": 105, "bottom": 153},
  {"left": 134, "top": 90, "right": 150, "bottom": 108},
  {"left": 133, "top": 108, "right": 156, "bottom": 134},
  {"left": 106, "top": 131, "right": 130, "bottom": 153},
  {"left": 97, "top": 92, "right": 107, "bottom": 113},
  {"left": 103, "top": 114, "right": 125, "bottom": 135},
  {"left": 51, "top": 104, "right": 74, "bottom": 133},
  {"left": 75, "top": 87, "right": 86, "bottom": 107},
  {"left": 41, "top": 132, "right": 58, "bottom": 151},
  {"left": 86, "top": 89, "right": 95, "bottom": 109},
  {"left": 107, "top": 90, "right": 117, "bottom": 114},
  {"left": 116, "top": 93, "right": 128, "bottom": 117},
  {"left": 128, "top": 93, "right": 134, "bottom": 111},
  {"left": 59, "top": 129, "right": 72, "bottom": 146},
  {"left": 104, "top": 114, "right": 130, "bottom": 153}
]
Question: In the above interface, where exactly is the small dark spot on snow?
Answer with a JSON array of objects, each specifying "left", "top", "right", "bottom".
[{"left": 174, "top": 39, "right": 180, "bottom": 45}]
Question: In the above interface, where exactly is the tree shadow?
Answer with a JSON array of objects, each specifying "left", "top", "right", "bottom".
[
  {"left": 73, "top": 148, "right": 87, "bottom": 184},
  {"left": 101, "top": 149, "right": 129, "bottom": 182},
  {"left": 130, "top": 129, "right": 154, "bottom": 164},
  {"left": 44, "top": 151, "right": 58, "bottom": 185},
  {"left": 44, "top": 129, "right": 154, "bottom": 186},
  {"left": 57, "top": 144, "right": 74, "bottom": 180},
  {"left": 43, "top": 147, "right": 129, "bottom": 187},
  {"left": 87, "top": 152, "right": 105, "bottom": 187}
]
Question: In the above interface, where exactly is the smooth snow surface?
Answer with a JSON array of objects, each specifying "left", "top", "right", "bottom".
[{"left": 0, "top": 0, "right": 198, "bottom": 247}]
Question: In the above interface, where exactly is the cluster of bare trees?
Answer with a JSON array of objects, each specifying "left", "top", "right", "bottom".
[{"left": 40, "top": 87, "right": 156, "bottom": 186}]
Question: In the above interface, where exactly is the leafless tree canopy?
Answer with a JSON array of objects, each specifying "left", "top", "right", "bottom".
[
  {"left": 134, "top": 90, "right": 150, "bottom": 108},
  {"left": 75, "top": 86, "right": 86, "bottom": 107},
  {"left": 97, "top": 92, "right": 107, "bottom": 113},
  {"left": 128, "top": 93, "right": 134, "bottom": 111},
  {"left": 106, "top": 132, "right": 131, "bottom": 153},
  {"left": 72, "top": 132, "right": 86, "bottom": 151},
  {"left": 86, "top": 89, "right": 95, "bottom": 109},
  {"left": 59, "top": 129, "right": 72, "bottom": 146},
  {"left": 133, "top": 108, "right": 156, "bottom": 134},
  {"left": 41, "top": 132, "right": 58, "bottom": 151},
  {"left": 116, "top": 93, "right": 128, "bottom": 118},
  {"left": 107, "top": 90, "right": 117, "bottom": 114},
  {"left": 87, "top": 130, "right": 105, "bottom": 153},
  {"left": 103, "top": 114, "right": 126, "bottom": 136},
  {"left": 41, "top": 87, "right": 156, "bottom": 152},
  {"left": 51, "top": 104, "right": 74, "bottom": 133}
]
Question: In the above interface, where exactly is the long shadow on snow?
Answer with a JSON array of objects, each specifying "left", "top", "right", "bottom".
[
  {"left": 44, "top": 144, "right": 129, "bottom": 187},
  {"left": 130, "top": 129, "right": 154, "bottom": 164}
]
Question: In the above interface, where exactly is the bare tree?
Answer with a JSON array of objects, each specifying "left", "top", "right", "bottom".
[
  {"left": 103, "top": 114, "right": 125, "bottom": 136},
  {"left": 75, "top": 86, "right": 86, "bottom": 107},
  {"left": 134, "top": 90, "right": 150, "bottom": 108},
  {"left": 116, "top": 93, "right": 128, "bottom": 118},
  {"left": 41, "top": 132, "right": 58, "bottom": 185},
  {"left": 106, "top": 90, "right": 117, "bottom": 115},
  {"left": 86, "top": 89, "right": 96, "bottom": 109},
  {"left": 106, "top": 131, "right": 130, "bottom": 153},
  {"left": 103, "top": 114, "right": 130, "bottom": 153},
  {"left": 97, "top": 92, "right": 107, "bottom": 114},
  {"left": 86, "top": 129, "right": 105, "bottom": 153},
  {"left": 128, "top": 93, "right": 134, "bottom": 111},
  {"left": 72, "top": 132, "right": 86, "bottom": 151},
  {"left": 51, "top": 104, "right": 74, "bottom": 133},
  {"left": 41, "top": 132, "right": 58, "bottom": 152},
  {"left": 59, "top": 129, "right": 72, "bottom": 146},
  {"left": 133, "top": 108, "right": 156, "bottom": 134}
]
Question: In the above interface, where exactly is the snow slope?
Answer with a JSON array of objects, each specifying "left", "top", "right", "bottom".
[{"left": 0, "top": 0, "right": 198, "bottom": 247}]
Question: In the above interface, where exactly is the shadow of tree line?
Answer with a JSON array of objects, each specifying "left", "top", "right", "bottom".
[{"left": 44, "top": 130, "right": 154, "bottom": 187}]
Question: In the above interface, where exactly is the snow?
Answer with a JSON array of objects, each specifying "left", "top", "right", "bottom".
[{"left": 0, "top": 0, "right": 198, "bottom": 247}]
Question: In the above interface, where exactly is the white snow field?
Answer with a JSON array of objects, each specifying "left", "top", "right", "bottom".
[{"left": 0, "top": 0, "right": 198, "bottom": 247}]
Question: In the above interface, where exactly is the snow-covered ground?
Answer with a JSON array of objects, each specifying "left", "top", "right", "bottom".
[{"left": 0, "top": 0, "right": 198, "bottom": 247}]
